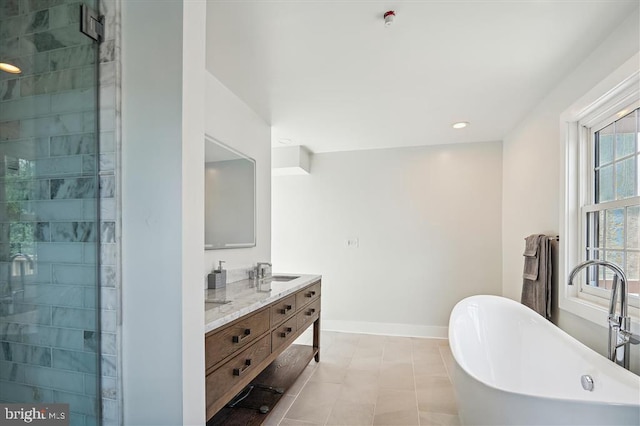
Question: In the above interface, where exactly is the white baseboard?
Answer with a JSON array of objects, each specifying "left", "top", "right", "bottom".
[{"left": 321, "top": 319, "right": 448, "bottom": 339}]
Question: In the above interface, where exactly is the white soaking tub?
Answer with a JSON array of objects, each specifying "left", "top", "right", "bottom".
[{"left": 448, "top": 295, "right": 640, "bottom": 425}]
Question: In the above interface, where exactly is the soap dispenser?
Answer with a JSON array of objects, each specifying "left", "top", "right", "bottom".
[{"left": 208, "top": 261, "right": 227, "bottom": 289}]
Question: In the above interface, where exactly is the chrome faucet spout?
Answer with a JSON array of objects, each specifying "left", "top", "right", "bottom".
[
  {"left": 568, "top": 259, "right": 631, "bottom": 369},
  {"left": 568, "top": 259, "right": 627, "bottom": 318},
  {"left": 256, "top": 262, "right": 272, "bottom": 279}
]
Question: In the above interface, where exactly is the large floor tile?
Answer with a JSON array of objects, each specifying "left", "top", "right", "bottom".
[
  {"left": 373, "top": 388, "right": 420, "bottom": 426},
  {"left": 357, "top": 334, "right": 388, "bottom": 348},
  {"left": 415, "top": 376, "right": 458, "bottom": 415},
  {"left": 326, "top": 400, "right": 375, "bottom": 426},
  {"left": 323, "top": 342, "right": 358, "bottom": 359},
  {"left": 338, "top": 371, "right": 380, "bottom": 405},
  {"left": 263, "top": 394, "right": 296, "bottom": 426},
  {"left": 279, "top": 418, "right": 323, "bottom": 426},
  {"left": 378, "top": 362, "right": 415, "bottom": 390},
  {"left": 286, "top": 363, "right": 318, "bottom": 397},
  {"left": 271, "top": 333, "right": 459, "bottom": 426},
  {"left": 419, "top": 411, "right": 461, "bottom": 426},
  {"left": 438, "top": 345, "right": 455, "bottom": 380},
  {"left": 412, "top": 349, "right": 448, "bottom": 377},
  {"left": 349, "top": 353, "right": 383, "bottom": 372},
  {"left": 353, "top": 344, "right": 385, "bottom": 359},
  {"left": 284, "top": 381, "right": 341, "bottom": 424},
  {"left": 308, "top": 361, "right": 348, "bottom": 384}
]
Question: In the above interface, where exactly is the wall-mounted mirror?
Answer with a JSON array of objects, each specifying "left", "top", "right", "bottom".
[{"left": 204, "top": 136, "right": 256, "bottom": 250}]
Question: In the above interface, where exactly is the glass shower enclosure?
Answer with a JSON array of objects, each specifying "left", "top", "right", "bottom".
[{"left": 0, "top": 0, "right": 102, "bottom": 424}]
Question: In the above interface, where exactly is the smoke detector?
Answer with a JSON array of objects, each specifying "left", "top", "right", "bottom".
[{"left": 384, "top": 11, "right": 395, "bottom": 27}]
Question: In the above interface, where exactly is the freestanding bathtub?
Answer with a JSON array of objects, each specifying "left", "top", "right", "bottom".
[{"left": 448, "top": 295, "right": 640, "bottom": 425}]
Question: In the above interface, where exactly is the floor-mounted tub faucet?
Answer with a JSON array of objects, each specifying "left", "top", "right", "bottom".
[{"left": 568, "top": 260, "right": 639, "bottom": 369}]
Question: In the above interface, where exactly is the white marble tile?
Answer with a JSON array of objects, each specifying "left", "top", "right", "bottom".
[
  {"left": 100, "top": 265, "right": 116, "bottom": 287},
  {"left": 99, "top": 175, "right": 115, "bottom": 198},
  {"left": 0, "top": 94, "right": 51, "bottom": 121},
  {"left": 24, "top": 366, "right": 84, "bottom": 393},
  {"left": 99, "top": 131, "right": 115, "bottom": 153},
  {"left": 99, "top": 62, "right": 115, "bottom": 87},
  {"left": 100, "top": 244, "right": 117, "bottom": 266},
  {"left": 36, "top": 242, "right": 84, "bottom": 263},
  {"left": 49, "top": 3, "right": 78, "bottom": 30},
  {"left": 35, "top": 155, "right": 83, "bottom": 177},
  {"left": 100, "top": 310, "right": 116, "bottom": 333},
  {"left": 50, "top": 133, "right": 96, "bottom": 156},
  {"left": 99, "top": 83, "right": 116, "bottom": 110},
  {"left": 0, "top": 380, "right": 54, "bottom": 405},
  {"left": 50, "top": 88, "right": 95, "bottom": 114},
  {"left": 52, "top": 264, "right": 95, "bottom": 286}
]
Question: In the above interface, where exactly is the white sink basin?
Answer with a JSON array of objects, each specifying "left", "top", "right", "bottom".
[{"left": 270, "top": 275, "right": 300, "bottom": 282}]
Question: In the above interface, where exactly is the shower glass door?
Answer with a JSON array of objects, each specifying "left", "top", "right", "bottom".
[{"left": 0, "top": 0, "right": 101, "bottom": 424}]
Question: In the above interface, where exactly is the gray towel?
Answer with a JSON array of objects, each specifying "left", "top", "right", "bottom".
[
  {"left": 521, "top": 234, "right": 552, "bottom": 320},
  {"left": 523, "top": 234, "right": 542, "bottom": 280}
]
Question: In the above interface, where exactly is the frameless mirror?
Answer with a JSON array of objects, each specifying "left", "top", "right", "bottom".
[{"left": 204, "top": 136, "right": 256, "bottom": 250}]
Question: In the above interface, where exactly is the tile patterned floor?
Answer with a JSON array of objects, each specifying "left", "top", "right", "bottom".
[{"left": 264, "top": 331, "right": 460, "bottom": 426}]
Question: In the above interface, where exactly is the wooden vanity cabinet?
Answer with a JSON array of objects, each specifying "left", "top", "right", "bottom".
[
  {"left": 205, "top": 334, "right": 271, "bottom": 405},
  {"left": 271, "top": 316, "right": 297, "bottom": 353},
  {"left": 205, "top": 308, "right": 270, "bottom": 369},
  {"left": 295, "top": 280, "right": 320, "bottom": 306},
  {"left": 270, "top": 294, "right": 296, "bottom": 326},
  {"left": 205, "top": 280, "right": 321, "bottom": 421}
]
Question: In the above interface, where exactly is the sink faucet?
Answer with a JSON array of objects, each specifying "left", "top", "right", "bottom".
[
  {"left": 256, "top": 262, "right": 272, "bottom": 279},
  {"left": 568, "top": 259, "right": 639, "bottom": 369}
]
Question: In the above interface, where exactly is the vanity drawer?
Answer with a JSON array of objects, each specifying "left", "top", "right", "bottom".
[
  {"left": 206, "top": 334, "right": 271, "bottom": 411},
  {"left": 205, "top": 308, "right": 270, "bottom": 370},
  {"left": 271, "top": 316, "right": 297, "bottom": 353},
  {"left": 296, "top": 298, "right": 320, "bottom": 330},
  {"left": 296, "top": 281, "right": 321, "bottom": 309},
  {"left": 270, "top": 295, "right": 296, "bottom": 326}
]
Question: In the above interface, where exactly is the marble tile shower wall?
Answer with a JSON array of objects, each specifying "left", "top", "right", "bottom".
[
  {"left": 0, "top": 0, "right": 121, "bottom": 425},
  {"left": 97, "top": 0, "right": 120, "bottom": 424}
]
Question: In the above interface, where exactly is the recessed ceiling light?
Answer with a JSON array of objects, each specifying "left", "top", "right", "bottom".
[
  {"left": 452, "top": 122, "right": 469, "bottom": 129},
  {"left": 616, "top": 109, "right": 629, "bottom": 118},
  {"left": 0, "top": 62, "right": 21, "bottom": 74}
]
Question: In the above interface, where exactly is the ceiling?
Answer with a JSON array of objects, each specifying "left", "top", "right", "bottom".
[{"left": 205, "top": 0, "right": 639, "bottom": 153}]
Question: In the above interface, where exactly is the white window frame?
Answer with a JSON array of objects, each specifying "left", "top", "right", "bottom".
[
  {"left": 579, "top": 107, "right": 640, "bottom": 307},
  {"left": 559, "top": 53, "right": 640, "bottom": 332}
]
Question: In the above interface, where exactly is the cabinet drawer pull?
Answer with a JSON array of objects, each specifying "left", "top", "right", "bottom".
[
  {"left": 280, "top": 327, "right": 293, "bottom": 338},
  {"left": 232, "top": 329, "right": 251, "bottom": 343},
  {"left": 305, "top": 308, "right": 316, "bottom": 316},
  {"left": 279, "top": 304, "right": 293, "bottom": 314},
  {"left": 306, "top": 291, "right": 316, "bottom": 298},
  {"left": 233, "top": 359, "right": 252, "bottom": 376}
]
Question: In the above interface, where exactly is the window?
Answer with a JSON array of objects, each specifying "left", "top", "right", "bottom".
[
  {"left": 580, "top": 107, "right": 640, "bottom": 306},
  {"left": 560, "top": 55, "right": 639, "bottom": 328}
]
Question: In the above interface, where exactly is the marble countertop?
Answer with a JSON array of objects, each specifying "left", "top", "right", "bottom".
[{"left": 204, "top": 273, "right": 321, "bottom": 334}]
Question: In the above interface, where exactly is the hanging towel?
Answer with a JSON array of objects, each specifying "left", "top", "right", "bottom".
[
  {"left": 523, "top": 234, "right": 542, "bottom": 280},
  {"left": 521, "top": 234, "right": 552, "bottom": 320}
]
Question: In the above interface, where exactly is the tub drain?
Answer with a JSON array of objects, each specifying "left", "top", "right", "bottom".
[{"left": 580, "top": 374, "right": 594, "bottom": 391}]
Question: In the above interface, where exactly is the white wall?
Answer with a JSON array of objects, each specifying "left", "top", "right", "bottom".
[
  {"left": 121, "top": 1, "right": 205, "bottom": 424},
  {"left": 502, "top": 11, "right": 639, "bottom": 369},
  {"left": 272, "top": 142, "right": 503, "bottom": 336},
  {"left": 181, "top": 2, "right": 206, "bottom": 424},
  {"left": 204, "top": 73, "right": 271, "bottom": 279}
]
